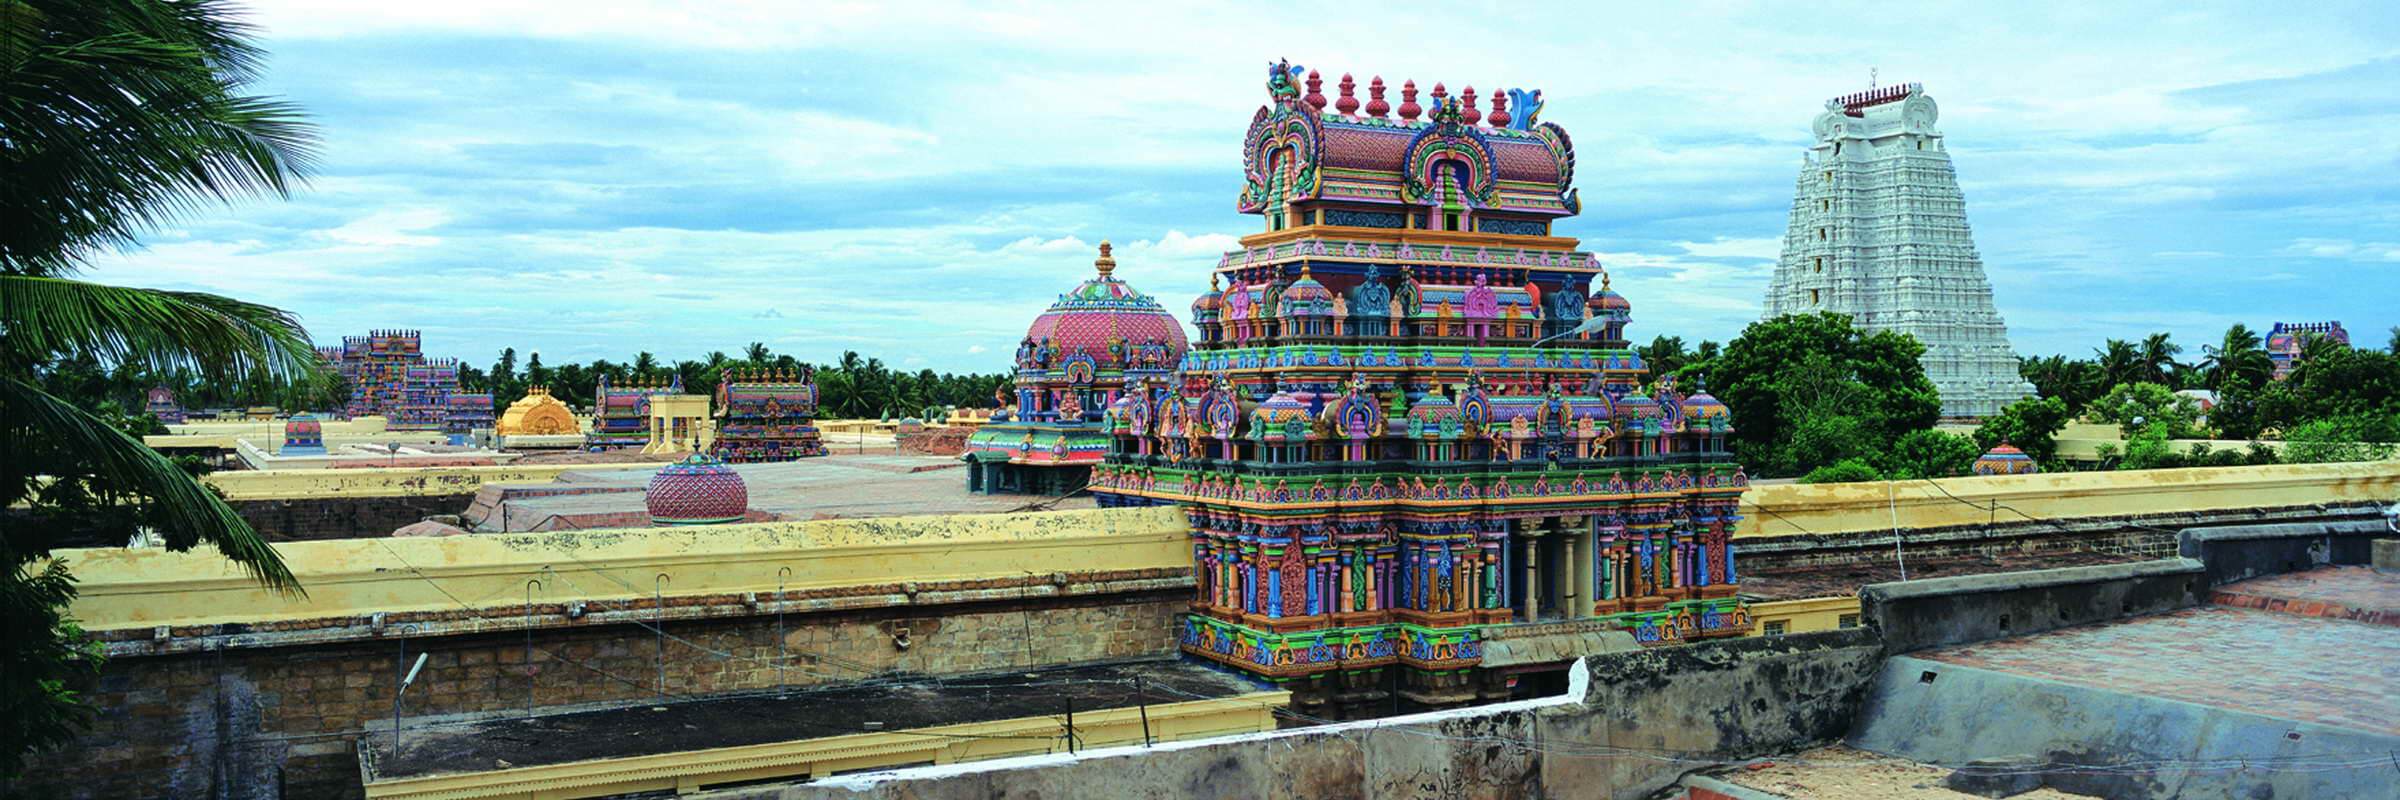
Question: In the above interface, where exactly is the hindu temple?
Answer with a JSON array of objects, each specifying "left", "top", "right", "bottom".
[
  {"left": 966, "top": 241, "right": 1187, "bottom": 495},
  {"left": 2266, "top": 320, "right": 2349, "bottom": 380},
  {"left": 442, "top": 392, "right": 494, "bottom": 444},
  {"left": 711, "top": 368, "right": 826, "bottom": 463},
  {"left": 588, "top": 374, "right": 683, "bottom": 450},
  {"left": 325, "top": 329, "right": 469, "bottom": 430},
  {"left": 1092, "top": 62, "right": 1749, "bottom": 715},
  {"left": 144, "top": 386, "right": 185, "bottom": 424}
]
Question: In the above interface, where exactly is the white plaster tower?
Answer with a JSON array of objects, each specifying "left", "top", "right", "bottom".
[{"left": 1762, "top": 83, "right": 2033, "bottom": 419}]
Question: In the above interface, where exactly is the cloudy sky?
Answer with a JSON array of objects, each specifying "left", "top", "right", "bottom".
[{"left": 88, "top": 1, "right": 2400, "bottom": 372}]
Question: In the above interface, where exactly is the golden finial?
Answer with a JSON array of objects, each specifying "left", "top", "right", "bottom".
[
  {"left": 1601, "top": 270, "right": 1612, "bottom": 291},
  {"left": 1095, "top": 240, "right": 1116, "bottom": 278},
  {"left": 1209, "top": 272, "right": 1221, "bottom": 289}
]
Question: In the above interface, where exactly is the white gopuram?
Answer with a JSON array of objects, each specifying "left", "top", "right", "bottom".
[{"left": 1762, "top": 83, "right": 2033, "bottom": 420}]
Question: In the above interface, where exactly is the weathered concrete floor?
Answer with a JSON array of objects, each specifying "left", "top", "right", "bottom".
[
  {"left": 1918, "top": 605, "right": 2399, "bottom": 736},
  {"left": 1707, "top": 745, "right": 2092, "bottom": 799},
  {"left": 363, "top": 659, "right": 1255, "bottom": 781},
  {"left": 477, "top": 454, "right": 1094, "bottom": 530}
]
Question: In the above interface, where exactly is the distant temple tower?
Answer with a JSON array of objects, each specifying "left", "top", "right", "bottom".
[
  {"left": 2265, "top": 321, "right": 2348, "bottom": 380},
  {"left": 711, "top": 368, "right": 826, "bottom": 463},
  {"left": 144, "top": 387, "right": 185, "bottom": 424},
  {"left": 1761, "top": 83, "right": 2032, "bottom": 419}
]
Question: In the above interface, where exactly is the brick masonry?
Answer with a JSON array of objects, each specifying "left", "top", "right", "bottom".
[{"left": 5, "top": 590, "right": 1186, "bottom": 800}]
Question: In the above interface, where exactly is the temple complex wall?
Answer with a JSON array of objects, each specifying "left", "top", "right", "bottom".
[
  {"left": 1736, "top": 460, "right": 2400, "bottom": 539},
  {"left": 16, "top": 510, "right": 1193, "bottom": 800},
  {"left": 730, "top": 629, "right": 1885, "bottom": 800}
]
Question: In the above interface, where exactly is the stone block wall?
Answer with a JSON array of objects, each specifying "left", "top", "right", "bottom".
[
  {"left": 231, "top": 494, "right": 477, "bottom": 541},
  {"left": 742, "top": 629, "right": 1886, "bottom": 800},
  {"left": 4, "top": 590, "right": 1186, "bottom": 800}
]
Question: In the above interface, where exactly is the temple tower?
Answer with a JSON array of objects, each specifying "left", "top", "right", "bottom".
[{"left": 1761, "top": 83, "right": 2032, "bottom": 419}]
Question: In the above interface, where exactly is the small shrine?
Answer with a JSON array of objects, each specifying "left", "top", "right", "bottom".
[
  {"left": 589, "top": 374, "right": 683, "bottom": 450},
  {"left": 1973, "top": 443, "right": 2039, "bottom": 475},
  {"left": 712, "top": 368, "right": 826, "bottom": 463},
  {"left": 965, "top": 241, "right": 1187, "bottom": 495},
  {"left": 144, "top": 387, "right": 185, "bottom": 424},
  {"left": 496, "top": 387, "right": 578, "bottom": 436},
  {"left": 645, "top": 454, "right": 750, "bottom": 525},
  {"left": 642, "top": 393, "right": 713, "bottom": 456},
  {"left": 281, "top": 414, "right": 326, "bottom": 455},
  {"left": 1091, "top": 62, "right": 1747, "bottom": 715}
]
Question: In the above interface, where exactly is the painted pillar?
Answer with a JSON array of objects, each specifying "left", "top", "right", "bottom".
[{"left": 1521, "top": 529, "right": 1541, "bottom": 622}]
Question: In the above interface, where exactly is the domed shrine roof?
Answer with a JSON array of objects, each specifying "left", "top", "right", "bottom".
[
  {"left": 1278, "top": 266, "right": 1336, "bottom": 316},
  {"left": 284, "top": 414, "right": 322, "bottom": 436},
  {"left": 1190, "top": 274, "right": 1226, "bottom": 322},
  {"left": 1587, "top": 272, "right": 1631, "bottom": 314},
  {"left": 1251, "top": 390, "right": 1312, "bottom": 439},
  {"left": 1972, "top": 443, "right": 2039, "bottom": 476},
  {"left": 646, "top": 454, "right": 749, "bottom": 525},
  {"left": 1022, "top": 242, "right": 1189, "bottom": 370},
  {"left": 1679, "top": 387, "right": 1731, "bottom": 422},
  {"left": 1407, "top": 391, "right": 1462, "bottom": 436}
]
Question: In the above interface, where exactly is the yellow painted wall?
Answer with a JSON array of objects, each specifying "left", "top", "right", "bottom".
[
  {"left": 199, "top": 463, "right": 590, "bottom": 500},
  {"left": 1748, "top": 596, "right": 1861, "bottom": 636},
  {"left": 1737, "top": 460, "right": 2400, "bottom": 539},
  {"left": 59, "top": 507, "right": 1190, "bottom": 633}
]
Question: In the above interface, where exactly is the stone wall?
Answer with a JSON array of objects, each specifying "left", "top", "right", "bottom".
[
  {"left": 1858, "top": 558, "right": 2205, "bottom": 656},
  {"left": 731, "top": 629, "right": 1884, "bottom": 800},
  {"left": 5, "top": 589, "right": 1187, "bottom": 800},
  {"left": 231, "top": 494, "right": 475, "bottom": 540}
]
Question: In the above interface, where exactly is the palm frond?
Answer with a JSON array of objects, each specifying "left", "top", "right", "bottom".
[
  {"left": 0, "top": 275, "right": 326, "bottom": 388},
  {"left": 2, "top": 376, "right": 296, "bottom": 592}
]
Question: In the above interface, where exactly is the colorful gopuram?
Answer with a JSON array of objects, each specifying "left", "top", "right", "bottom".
[
  {"left": 144, "top": 387, "right": 185, "bottom": 424},
  {"left": 327, "top": 330, "right": 466, "bottom": 429},
  {"left": 1092, "top": 63, "right": 1748, "bottom": 711},
  {"left": 2266, "top": 321, "right": 2349, "bottom": 380},
  {"left": 588, "top": 374, "right": 683, "bottom": 450},
  {"left": 444, "top": 392, "right": 495, "bottom": 444},
  {"left": 711, "top": 368, "right": 826, "bottom": 463},
  {"left": 965, "top": 242, "right": 1187, "bottom": 495}
]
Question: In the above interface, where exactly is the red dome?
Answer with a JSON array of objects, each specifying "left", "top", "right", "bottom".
[{"left": 646, "top": 454, "right": 749, "bottom": 525}]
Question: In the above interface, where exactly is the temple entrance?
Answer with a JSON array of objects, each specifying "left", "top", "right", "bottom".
[{"left": 1507, "top": 516, "right": 1599, "bottom": 622}]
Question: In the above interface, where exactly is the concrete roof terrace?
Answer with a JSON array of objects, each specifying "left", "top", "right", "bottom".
[{"left": 467, "top": 454, "right": 1096, "bottom": 532}]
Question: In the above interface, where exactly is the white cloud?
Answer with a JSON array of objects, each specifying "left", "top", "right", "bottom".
[{"left": 323, "top": 208, "right": 449, "bottom": 247}]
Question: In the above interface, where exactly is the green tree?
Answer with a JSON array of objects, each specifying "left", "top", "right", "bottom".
[
  {"left": 2200, "top": 323, "right": 2272, "bottom": 393},
  {"left": 1880, "top": 429, "right": 1981, "bottom": 479},
  {"left": 2138, "top": 332, "right": 2184, "bottom": 387},
  {"left": 2281, "top": 412, "right": 2400, "bottom": 464},
  {"left": 1800, "top": 458, "right": 1884, "bottom": 484},
  {"left": 2019, "top": 354, "right": 2106, "bottom": 415},
  {"left": 1640, "top": 335, "right": 1689, "bottom": 380},
  {"left": 2088, "top": 382, "right": 2202, "bottom": 439},
  {"left": 1976, "top": 396, "right": 2071, "bottom": 467},
  {"left": 1707, "top": 313, "right": 1941, "bottom": 477},
  {"left": 0, "top": 0, "right": 315, "bottom": 776},
  {"left": 2094, "top": 339, "right": 2143, "bottom": 392},
  {"left": 743, "top": 342, "right": 770, "bottom": 365}
]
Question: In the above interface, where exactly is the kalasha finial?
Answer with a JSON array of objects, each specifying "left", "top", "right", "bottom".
[
  {"left": 1399, "top": 80, "right": 1421, "bottom": 121},
  {"left": 1430, "top": 82, "right": 1448, "bottom": 112},
  {"left": 1366, "top": 76, "right": 1390, "bottom": 119},
  {"left": 1461, "top": 86, "right": 1481, "bottom": 126},
  {"left": 1488, "top": 90, "right": 1511, "bottom": 128},
  {"left": 1304, "top": 70, "right": 1326, "bottom": 111},
  {"left": 1095, "top": 240, "right": 1116, "bottom": 277},
  {"left": 1335, "top": 73, "right": 1358, "bottom": 117}
]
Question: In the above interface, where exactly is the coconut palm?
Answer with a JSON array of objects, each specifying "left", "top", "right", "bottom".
[
  {"left": 2200, "top": 323, "right": 2273, "bottom": 392},
  {"left": 2138, "top": 332, "right": 2183, "bottom": 386},
  {"left": 2, "top": 0, "right": 316, "bottom": 773},
  {"left": 2094, "top": 339, "right": 2143, "bottom": 390}
]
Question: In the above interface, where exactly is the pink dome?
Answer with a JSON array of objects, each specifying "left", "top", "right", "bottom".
[
  {"left": 646, "top": 454, "right": 749, "bottom": 525},
  {"left": 1023, "top": 242, "right": 1189, "bottom": 370}
]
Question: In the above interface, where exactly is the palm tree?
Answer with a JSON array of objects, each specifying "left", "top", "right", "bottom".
[
  {"left": 743, "top": 342, "right": 771, "bottom": 365},
  {"left": 2, "top": 0, "right": 316, "bottom": 773},
  {"left": 2095, "top": 339, "right": 2143, "bottom": 390},
  {"left": 632, "top": 351, "right": 659, "bottom": 379},
  {"left": 2137, "top": 332, "right": 2182, "bottom": 385},
  {"left": 2387, "top": 325, "right": 2398, "bottom": 356},
  {"left": 2200, "top": 324, "right": 2272, "bottom": 392}
]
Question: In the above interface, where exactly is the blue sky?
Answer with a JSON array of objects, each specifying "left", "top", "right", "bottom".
[{"left": 88, "top": 1, "right": 2400, "bottom": 373}]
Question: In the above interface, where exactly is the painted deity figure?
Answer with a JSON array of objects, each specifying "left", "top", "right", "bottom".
[
  {"left": 1351, "top": 264, "right": 1393, "bottom": 337},
  {"left": 1463, "top": 273, "right": 1499, "bottom": 343},
  {"left": 1545, "top": 280, "right": 1586, "bottom": 338}
]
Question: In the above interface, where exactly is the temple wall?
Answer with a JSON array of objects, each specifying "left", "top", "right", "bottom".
[
  {"left": 1736, "top": 460, "right": 2400, "bottom": 539},
  {"left": 16, "top": 510, "right": 1195, "bottom": 800},
  {"left": 733, "top": 629, "right": 1884, "bottom": 800}
]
